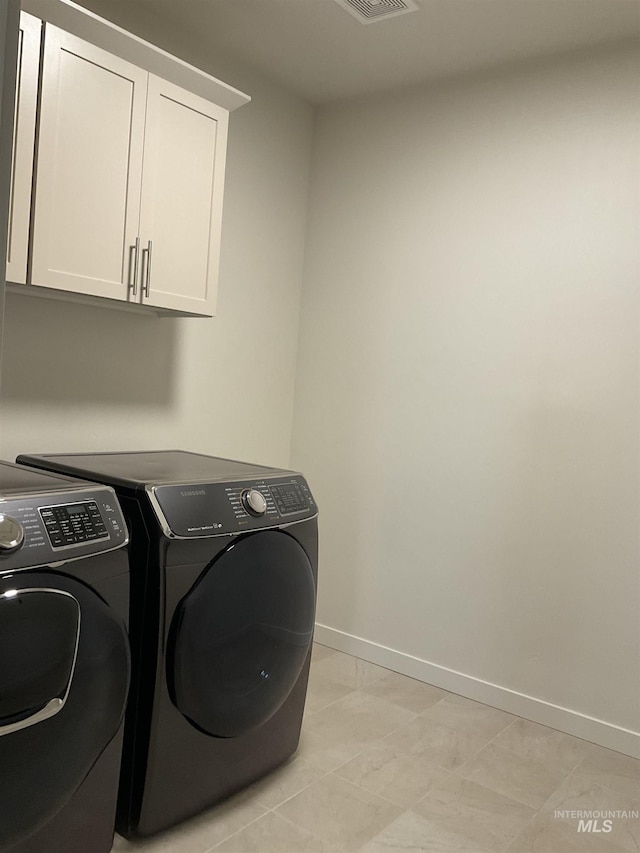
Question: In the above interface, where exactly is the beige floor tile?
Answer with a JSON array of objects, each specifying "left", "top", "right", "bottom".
[
  {"left": 296, "top": 723, "right": 362, "bottom": 771},
  {"left": 602, "top": 818, "right": 640, "bottom": 853},
  {"left": 492, "top": 718, "right": 593, "bottom": 775},
  {"left": 579, "top": 746, "right": 640, "bottom": 779},
  {"left": 543, "top": 772, "right": 640, "bottom": 852},
  {"left": 358, "top": 809, "right": 494, "bottom": 853},
  {"left": 361, "top": 671, "right": 450, "bottom": 714},
  {"left": 245, "top": 754, "right": 327, "bottom": 809},
  {"left": 276, "top": 774, "right": 402, "bottom": 850},
  {"left": 311, "top": 643, "right": 337, "bottom": 663},
  {"left": 305, "top": 667, "right": 356, "bottom": 715},
  {"left": 305, "top": 690, "right": 417, "bottom": 756},
  {"left": 506, "top": 811, "right": 630, "bottom": 852},
  {"left": 543, "top": 767, "right": 639, "bottom": 814},
  {"left": 310, "top": 650, "right": 389, "bottom": 690},
  {"left": 413, "top": 774, "right": 536, "bottom": 852},
  {"left": 457, "top": 743, "right": 568, "bottom": 810},
  {"left": 382, "top": 713, "right": 492, "bottom": 771},
  {"left": 111, "top": 789, "right": 268, "bottom": 853},
  {"left": 420, "top": 694, "right": 515, "bottom": 742},
  {"left": 211, "top": 811, "right": 329, "bottom": 852},
  {"left": 558, "top": 811, "right": 638, "bottom": 853},
  {"left": 335, "top": 741, "right": 451, "bottom": 807},
  {"left": 300, "top": 696, "right": 416, "bottom": 772}
]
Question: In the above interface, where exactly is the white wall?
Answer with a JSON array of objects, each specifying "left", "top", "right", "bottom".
[
  {"left": 0, "top": 0, "right": 314, "bottom": 468},
  {"left": 0, "top": 0, "right": 20, "bottom": 450},
  {"left": 292, "top": 44, "right": 640, "bottom": 753}
]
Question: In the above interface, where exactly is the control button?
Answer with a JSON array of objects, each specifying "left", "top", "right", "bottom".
[
  {"left": 0, "top": 515, "right": 25, "bottom": 553},
  {"left": 241, "top": 488, "right": 267, "bottom": 517}
]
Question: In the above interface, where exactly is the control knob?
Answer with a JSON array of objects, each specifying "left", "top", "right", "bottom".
[
  {"left": 0, "top": 514, "right": 24, "bottom": 554},
  {"left": 241, "top": 488, "right": 267, "bottom": 517}
]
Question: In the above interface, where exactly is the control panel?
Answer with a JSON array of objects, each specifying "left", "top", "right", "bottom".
[
  {"left": 0, "top": 487, "right": 128, "bottom": 572},
  {"left": 40, "top": 501, "right": 109, "bottom": 548},
  {"left": 151, "top": 475, "right": 316, "bottom": 538},
  {"left": 269, "top": 482, "right": 309, "bottom": 516}
]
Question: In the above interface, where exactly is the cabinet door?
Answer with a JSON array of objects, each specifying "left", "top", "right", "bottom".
[
  {"left": 6, "top": 12, "right": 41, "bottom": 285},
  {"left": 30, "top": 25, "right": 147, "bottom": 301},
  {"left": 137, "top": 75, "right": 228, "bottom": 316}
]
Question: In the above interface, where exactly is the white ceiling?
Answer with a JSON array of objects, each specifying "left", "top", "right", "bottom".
[{"left": 107, "top": 0, "right": 639, "bottom": 103}]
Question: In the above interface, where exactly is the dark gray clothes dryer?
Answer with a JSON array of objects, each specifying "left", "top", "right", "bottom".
[
  {"left": 18, "top": 450, "right": 318, "bottom": 838},
  {"left": 0, "top": 461, "right": 129, "bottom": 853}
]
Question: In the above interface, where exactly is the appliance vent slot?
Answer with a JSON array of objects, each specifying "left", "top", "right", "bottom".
[{"left": 334, "top": 0, "right": 419, "bottom": 24}]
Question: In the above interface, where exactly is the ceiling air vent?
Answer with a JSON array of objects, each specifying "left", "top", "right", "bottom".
[{"left": 334, "top": 0, "right": 419, "bottom": 24}]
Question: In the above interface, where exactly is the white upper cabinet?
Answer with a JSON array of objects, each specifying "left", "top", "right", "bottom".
[
  {"left": 135, "top": 77, "right": 228, "bottom": 316},
  {"left": 31, "top": 26, "right": 147, "bottom": 302},
  {"left": 6, "top": 12, "right": 41, "bottom": 285},
  {"left": 7, "top": 2, "right": 249, "bottom": 317}
]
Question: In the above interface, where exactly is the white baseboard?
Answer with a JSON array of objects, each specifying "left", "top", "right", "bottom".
[{"left": 313, "top": 623, "right": 640, "bottom": 759}]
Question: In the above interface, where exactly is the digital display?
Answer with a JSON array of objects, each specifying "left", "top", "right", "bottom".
[{"left": 67, "top": 504, "right": 89, "bottom": 516}]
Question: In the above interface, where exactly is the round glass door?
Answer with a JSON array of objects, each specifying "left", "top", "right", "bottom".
[
  {"left": 168, "top": 530, "right": 316, "bottom": 737},
  {"left": 0, "top": 572, "right": 130, "bottom": 849}
]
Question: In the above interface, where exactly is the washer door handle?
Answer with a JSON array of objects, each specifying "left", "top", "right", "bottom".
[
  {"left": 0, "top": 587, "right": 81, "bottom": 737},
  {"left": 0, "top": 697, "right": 64, "bottom": 737}
]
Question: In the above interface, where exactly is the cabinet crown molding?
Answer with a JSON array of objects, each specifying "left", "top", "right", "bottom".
[{"left": 21, "top": 0, "right": 251, "bottom": 112}]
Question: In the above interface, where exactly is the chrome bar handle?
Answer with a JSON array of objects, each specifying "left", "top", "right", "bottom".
[
  {"left": 128, "top": 237, "right": 140, "bottom": 297},
  {"left": 142, "top": 239, "right": 152, "bottom": 298}
]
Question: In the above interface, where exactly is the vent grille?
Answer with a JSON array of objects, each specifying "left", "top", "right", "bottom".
[{"left": 334, "top": 0, "right": 419, "bottom": 24}]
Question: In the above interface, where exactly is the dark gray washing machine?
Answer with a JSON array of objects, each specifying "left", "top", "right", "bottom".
[
  {"left": 17, "top": 450, "right": 318, "bottom": 838},
  {"left": 0, "top": 461, "right": 130, "bottom": 853}
]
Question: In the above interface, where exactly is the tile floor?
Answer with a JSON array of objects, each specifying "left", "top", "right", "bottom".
[{"left": 113, "top": 644, "right": 640, "bottom": 852}]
